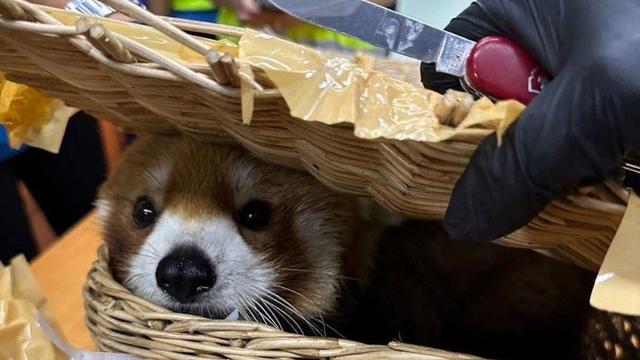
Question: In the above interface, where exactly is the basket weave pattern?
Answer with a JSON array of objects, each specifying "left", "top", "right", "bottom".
[
  {"left": 0, "top": 0, "right": 629, "bottom": 270},
  {"left": 85, "top": 245, "right": 484, "bottom": 359}
]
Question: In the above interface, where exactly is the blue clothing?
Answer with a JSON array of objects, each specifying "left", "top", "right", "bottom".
[
  {"left": 0, "top": 126, "right": 26, "bottom": 163},
  {"left": 170, "top": 9, "right": 218, "bottom": 23}
]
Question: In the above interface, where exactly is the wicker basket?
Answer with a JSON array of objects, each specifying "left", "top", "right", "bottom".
[
  {"left": 85, "top": 245, "right": 484, "bottom": 359},
  {"left": 0, "top": 0, "right": 629, "bottom": 272},
  {"left": 86, "top": 245, "right": 640, "bottom": 360}
]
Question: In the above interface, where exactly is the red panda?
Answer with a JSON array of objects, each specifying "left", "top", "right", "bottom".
[{"left": 98, "top": 134, "right": 595, "bottom": 359}]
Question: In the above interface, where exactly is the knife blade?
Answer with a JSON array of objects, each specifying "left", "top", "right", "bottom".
[{"left": 265, "top": 0, "right": 475, "bottom": 78}]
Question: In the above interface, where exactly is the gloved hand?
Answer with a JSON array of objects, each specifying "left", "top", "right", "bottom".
[{"left": 420, "top": 0, "right": 640, "bottom": 242}]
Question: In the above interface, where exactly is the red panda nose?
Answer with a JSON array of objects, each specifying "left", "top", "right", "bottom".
[{"left": 155, "top": 246, "right": 216, "bottom": 303}]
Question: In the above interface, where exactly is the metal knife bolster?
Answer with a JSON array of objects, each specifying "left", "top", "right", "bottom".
[
  {"left": 434, "top": 33, "right": 475, "bottom": 77},
  {"left": 460, "top": 72, "right": 491, "bottom": 101}
]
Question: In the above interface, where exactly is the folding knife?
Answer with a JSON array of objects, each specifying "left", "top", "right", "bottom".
[{"left": 265, "top": 0, "right": 549, "bottom": 105}]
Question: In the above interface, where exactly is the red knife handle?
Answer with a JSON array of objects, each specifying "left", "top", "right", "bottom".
[{"left": 464, "top": 36, "right": 550, "bottom": 105}]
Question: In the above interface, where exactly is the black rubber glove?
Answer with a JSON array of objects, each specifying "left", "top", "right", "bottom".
[{"left": 421, "top": 1, "right": 640, "bottom": 241}]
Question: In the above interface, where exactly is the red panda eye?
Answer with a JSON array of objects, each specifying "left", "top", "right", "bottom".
[
  {"left": 133, "top": 196, "right": 157, "bottom": 228},
  {"left": 237, "top": 200, "right": 272, "bottom": 231}
]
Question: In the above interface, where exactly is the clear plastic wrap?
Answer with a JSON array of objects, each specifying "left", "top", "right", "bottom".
[{"left": 239, "top": 29, "right": 525, "bottom": 142}]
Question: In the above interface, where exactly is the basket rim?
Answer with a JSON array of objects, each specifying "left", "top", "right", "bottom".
[{"left": 84, "top": 243, "right": 486, "bottom": 359}]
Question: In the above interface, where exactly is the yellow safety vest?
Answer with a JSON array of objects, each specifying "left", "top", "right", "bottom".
[
  {"left": 217, "top": 7, "right": 377, "bottom": 52},
  {"left": 171, "top": 0, "right": 215, "bottom": 12}
]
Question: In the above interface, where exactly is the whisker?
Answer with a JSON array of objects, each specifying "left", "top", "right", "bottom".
[
  {"left": 122, "top": 273, "right": 149, "bottom": 287},
  {"left": 278, "top": 268, "right": 361, "bottom": 282},
  {"left": 134, "top": 252, "right": 158, "bottom": 261},
  {"left": 253, "top": 294, "right": 302, "bottom": 334},
  {"left": 255, "top": 298, "right": 283, "bottom": 331},
  {"left": 254, "top": 286, "right": 323, "bottom": 336},
  {"left": 250, "top": 286, "right": 306, "bottom": 335},
  {"left": 248, "top": 298, "right": 270, "bottom": 326},
  {"left": 146, "top": 243, "right": 162, "bottom": 258},
  {"left": 252, "top": 298, "right": 280, "bottom": 330},
  {"left": 272, "top": 284, "right": 318, "bottom": 305},
  {"left": 236, "top": 303, "right": 250, "bottom": 322},
  {"left": 238, "top": 297, "right": 259, "bottom": 324},
  {"left": 262, "top": 297, "right": 305, "bottom": 335},
  {"left": 268, "top": 286, "right": 330, "bottom": 337}
]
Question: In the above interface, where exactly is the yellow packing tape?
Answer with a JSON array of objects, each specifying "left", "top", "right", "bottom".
[
  {"left": 0, "top": 74, "right": 76, "bottom": 153},
  {"left": 0, "top": 256, "right": 66, "bottom": 360},
  {"left": 44, "top": 6, "right": 239, "bottom": 64},
  {"left": 0, "top": 255, "right": 137, "bottom": 359},
  {"left": 238, "top": 29, "right": 525, "bottom": 142},
  {"left": 591, "top": 192, "right": 640, "bottom": 315}
]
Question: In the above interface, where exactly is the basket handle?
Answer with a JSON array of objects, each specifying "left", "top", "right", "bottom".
[
  {"left": 0, "top": 0, "right": 29, "bottom": 19},
  {"left": 0, "top": 0, "right": 262, "bottom": 122},
  {"left": 96, "top": 0, "right": 263, "bottom": 93},
  {"left": 0, "top": 0, "right": 63, "bottom": 23},
  {"left": 76, "top": 17, "right": 137, "bottom": 63},
  {"left": 100, "top": 0, "right": 212, "bottom": 56}
]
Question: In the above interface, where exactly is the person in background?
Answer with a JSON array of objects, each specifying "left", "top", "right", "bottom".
[
  {"left": 0, "top": 113, "right": 107, "bottom": 264},
  {"left": 147, "top": 0, "right": 219, "bottom": 42},
  {"left": 148, "top": 0, "right": 218, "bottom": 23},
  {"left": 148, "top": 0, "right": 396, "bottom": 54},
  {"left": 214, "top": 0, "right": 396, "bottom": 53},
  {"left": 0, "top": 0, "right": 130, "bottom": 263}
]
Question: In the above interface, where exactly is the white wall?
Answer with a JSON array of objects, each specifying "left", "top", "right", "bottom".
[
  {"left": 389, "top": 0, "right": 472, "bottom": 59},
  {"left": 397, "top": 0, "right": 472, "bottom": 29}
]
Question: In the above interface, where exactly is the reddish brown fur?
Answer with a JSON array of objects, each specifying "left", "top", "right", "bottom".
[{"left": 98, "top": 134, "right": 371, "bottom": 316}]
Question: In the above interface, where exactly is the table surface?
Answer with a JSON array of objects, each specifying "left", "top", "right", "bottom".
[{"left": 31, "top": 213, "right": 102, "bottom": 350}]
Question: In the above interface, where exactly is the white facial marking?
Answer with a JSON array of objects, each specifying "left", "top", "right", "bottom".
[
  {"left": 94, "top": 199, "right": 111, "bottom": 226},
  {"left": 125, "top": 211, "right": 276, "bottom": 316}
]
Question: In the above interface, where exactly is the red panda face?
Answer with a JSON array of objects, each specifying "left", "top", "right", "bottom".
[{"left": 97, "top": 135, "right": 361, "bottom": 334}]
